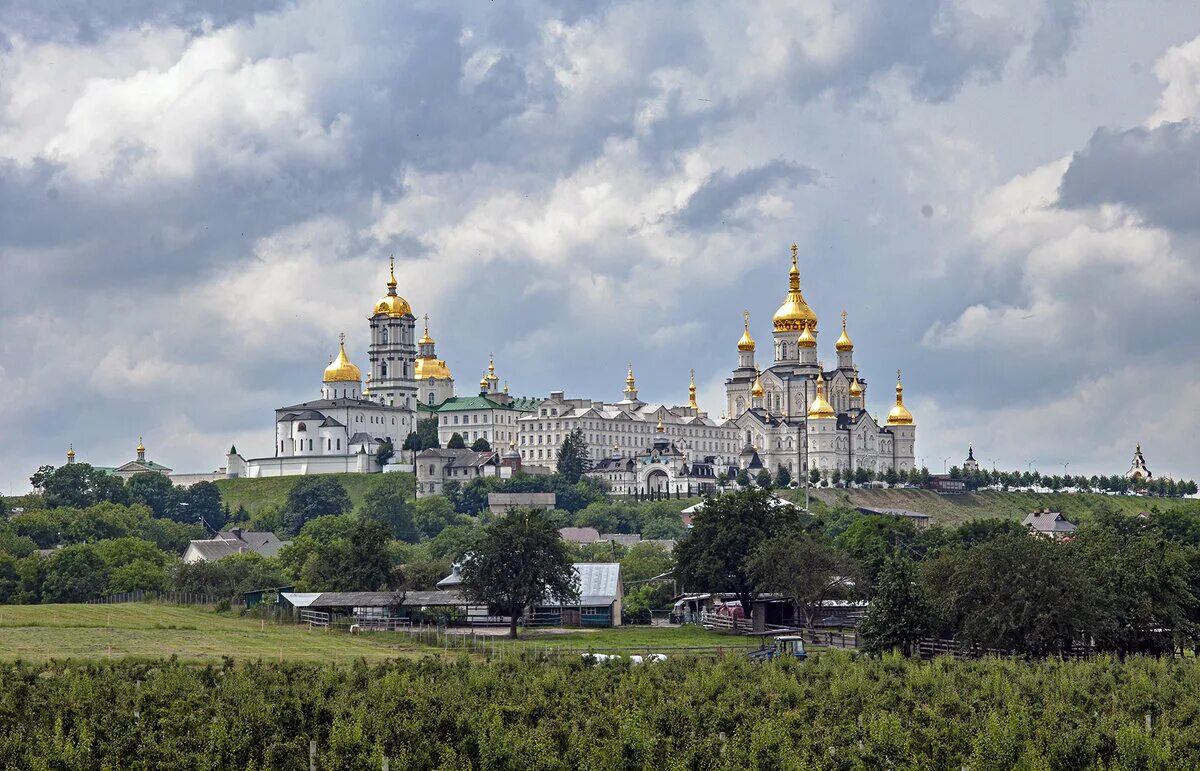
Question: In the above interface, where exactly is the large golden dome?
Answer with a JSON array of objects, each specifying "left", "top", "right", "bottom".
[
  {"left": 373, "top": 256, "right": 413, "bottom": 318},
  {"left": 415, "top": 357, "right": 452, "bottom": 380},
  {"left": 886, "top": 369, "right": 914, "bottom": 426},
  {"left": 807, "top": 373, "right": 835, "bottom": 419},
  {"left": 773, "top": 244, "right": 818, "bottom": 332},
  {"left": 324, "top": 336, "right": 362, "bottom": 382},
  {"left": 737, "top": 311, "right": 756, "bottom": 352}
]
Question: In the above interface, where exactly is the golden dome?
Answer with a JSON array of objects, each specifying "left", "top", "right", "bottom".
[
  {"left": 415, "top": 357, "right": 453, "bottom": 380},
  {"left": 751, "top": 369, "right": 765, "bottom": 398},
  {"left": 323, "top": 335, "right": 362, "bottom": 382},
  {"left": 807, "top": 373, "right": 835, "bottom": 419},
  {"left": 656, "top": 414, "right": 665, "bottom": 432},
  {"left": 849, "top": 374, "right": 863, "bottom": 399},
  {"left": 886, "top": 369, "right": 914, "bottom": 426},
  {"left": 67, "top": 445, "right": 76, "bottom": 459},
  {"left": 419, "top": 314, "right": 434, "bottom": 345},
  {"left": 479, "top": 374, "right": 489, "bottom": 391},
  {"left": 487, "top": 354, "right": 498, "bottom": 383},
  {"left": 626, "top": 364, "right": 636, "bottom": 387},
  {"left": 373, "top": 256, "right": 413, "bottom": 318},
  {"left": 737, "top": 310, "right": 756, "bottom": 352},
  {"left": 772, "top": 244, "right": 818, "bottom": 332},
  {"left": 835, "top": 310, "right": 854, "bottom": 352},
  {"left": 136, "top": 436, "right": 145, "bottom": 454},
  {"left": 797, "top": 325, "right": 817, "bottom": 349},
  {"left": 688, "top": 368, "right": 698, "bottom": 409}
]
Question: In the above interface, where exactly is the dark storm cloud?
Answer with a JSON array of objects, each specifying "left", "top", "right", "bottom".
[
  {"left": 1059, "top": 121, "right": 1200, "bottom": 232},
  {"left": 0, "top": 0, "right": 288, "bottom": 45},
  {"left": 673, "top": 160, "right": 818, "bottom": 231}
]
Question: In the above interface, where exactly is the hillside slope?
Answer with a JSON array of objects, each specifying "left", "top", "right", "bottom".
[
  {"left": 805, "top": 487, "right": 1198, "bottom": 527},
  {"left": 214, "top": 473, "right": 415, "bottom": 516}
]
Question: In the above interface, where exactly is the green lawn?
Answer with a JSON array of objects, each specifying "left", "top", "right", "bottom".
[
  {"left": 804, "top": 487, "right": 1198, "bottom": 526},
  {"left": 0, "top": 604, "right": 746, "bottom": 662},
  {"left": 0, "top": 603, "right": 425, "bottom": 663},
  {"left": 214, "top": 472, "right": 413, "bottom": 517}
]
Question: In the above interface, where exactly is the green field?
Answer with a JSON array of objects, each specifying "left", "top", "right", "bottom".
[
  {"left": 0, "top": 603, "right": 425, "bottom": 662},
  {"left": 805, "top": 487, "right": 1198, "bottom": 526},
  {"left": 0, "top": 603, "right": 743, "bottom": 662},
  {"left": 213, "top": 472, "right": 412, "bottom": 516}
]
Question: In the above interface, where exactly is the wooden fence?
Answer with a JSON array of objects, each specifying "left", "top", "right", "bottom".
[{"left": 85, "top": 590, "right": 245, "bottom": 607}]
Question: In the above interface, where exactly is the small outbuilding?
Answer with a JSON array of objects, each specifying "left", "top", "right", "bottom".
[
  {"left": 531, "top": 563, "right": 623, "bottom": 627},
  {"left": 1022, "top": 509, "right": 1077, "bottom": 540}
]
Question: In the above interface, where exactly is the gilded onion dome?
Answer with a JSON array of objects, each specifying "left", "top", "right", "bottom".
[
  {"left": 656, "top": 414, "right": 665, "bottom": 432},
  {"left": 808, "top": 372, "right": 836, "bottom": 419},
  {"left": 67, "top": 445, "right": 76, "bottom": 460},
  {"left": 415, "top": 358, "right": 452, "bottom": 380},
  {"left": 487, "top": 354, "right": 499, "bottom": 384},
  {"left": 626, "top": 364, "right": 636, "bottom": 387},
  {"left": 324, "top": 334, "right": 362, "bottom": 382},
  {"left": 751, "top": 369, "right": 765, "bottom": 398},
  {"left": 373, "top": 256, "right": 413, "bottom": 318},
  {"left": 688, "top": 368, "right": 698, "bottom": 409},
  {"left": 479, "top": 374, "right": 489, "bottom": 391},
  {"left": 418, "top": 317, "right": 435, "bottom": 345},
  {"left": 836, "top": 310, "right": 854, "bottom": 352},
  {"left": 772, "top": 244, "right": 818, "bottom": 332},
  {"left": 737, "top": 310, "right": 756, "bottom": 351},
  {"left": 886, "top": 369, "right": 914, "bottom": 426},
  {"left": 136, "top": 436, "right": 146, "bottom": 454},
  {"left": 849, "top": 374, "right": 863, "bottom": 399},
  {"left": 796, "top": 324, "right": 817, "bottom": 349}
]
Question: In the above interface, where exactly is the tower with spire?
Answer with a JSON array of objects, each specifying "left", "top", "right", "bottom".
[
  {"left": 414, "top": 314, "right": 454, "bottom": 406},
  {"left": 1126, "top": 443, "right": 1153, "bottom": 480},
  {"left": 622, "top": 364, "right": 641, "bottom": 403},
  {"left": 367, "top": 256, "right": 419, "bottom": 409}
]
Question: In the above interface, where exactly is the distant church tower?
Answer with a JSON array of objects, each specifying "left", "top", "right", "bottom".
[
  {"left": 1126, "top": 443, "right": 1153, "bottom": 480},
  {"left": 368, "top": 256, "right": 418, "bottom": 409}
]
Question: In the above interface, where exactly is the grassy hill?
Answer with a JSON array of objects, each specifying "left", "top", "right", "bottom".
[
  {"left": 214, "top": 472, "right": 414, "bottom": 516},
  {"left": 803, "top": 487, "right": 1199, "bottom": 527}
]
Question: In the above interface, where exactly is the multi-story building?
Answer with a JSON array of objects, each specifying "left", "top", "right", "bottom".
[{"left": 424, "top": 356, "right": 540, "bottom": 448}]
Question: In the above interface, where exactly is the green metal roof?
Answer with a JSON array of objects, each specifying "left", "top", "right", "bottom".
[{"left": 434, "top": 395, "right": 539, "bottom": 413}]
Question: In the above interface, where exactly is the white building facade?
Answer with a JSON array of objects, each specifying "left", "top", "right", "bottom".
[{"left": 724, "top": 245, "right": 917, "bottom": 480}]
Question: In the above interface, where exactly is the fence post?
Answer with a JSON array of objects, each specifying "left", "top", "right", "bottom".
[{"left": 309, "top": 739, "right": 317, "bottom": 770}]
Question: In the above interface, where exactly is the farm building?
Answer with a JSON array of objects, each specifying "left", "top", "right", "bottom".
[
  {"left": 279, "top": 590, "right": 498, "bottom": 628},
  {"left": 531, "top": 563, "right": 623, "bottom": 628},
  {"left": 183, "top": 528, "right": 291, "bottom": 563}
]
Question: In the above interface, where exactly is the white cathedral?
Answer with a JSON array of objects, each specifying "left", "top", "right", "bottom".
[
  {"left": 227, "top": 245, "right": 917, "bottom": 482},
  {"left": 722, "top": 244, "right": 917, "bottom": 480},
  {"left": 227, "top": 258, "right": 454, "bottom": 478}
]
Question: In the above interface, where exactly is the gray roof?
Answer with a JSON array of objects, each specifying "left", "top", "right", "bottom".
[
  {"left": 217, "top": 530, "right": 289, "bottom": 558},
  {"left": 489, "top": 492, "right": 557, "bottom": 507},
  {"left": 1022, "top": 510, "right": 1077, "bottom": 534},
  {"left": 576, "top": 562, "right": 621, "bottom": 606},
  {"left": 280, "top": 590, "right": 464, "bottom": 608},
  {"left": 599, "top": 533, "right": 642, "bottom": 547},
  {"left": 559, "top": 526, "right": 600, "bottom": 544},
  {"left": 417, "top": 448, "right": 498, "bottom": 468},
  {"left": 186, "top": 539, "right": 246, "bottom": 561}
]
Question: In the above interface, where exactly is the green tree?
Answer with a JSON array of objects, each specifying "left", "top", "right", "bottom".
[
  {"left": 184, "top": 481, "right": 225, "bottom": 531},
  {"left": 471, "top": 438, "right": 491, "bottom": 452},
  {"left": 556, "top": 428, "right": 592, "bottom": 484},
  {"left": 674, "top": 489, "right": 800, "bottom": 612},
  {"left": 859, "top": 554, "right": 928, "bottom": 656},
  {"left": 108, "top": 559, "right": 170, "bottom": 594},
  {"left": 809, "top": 467, "right": 821, "bottom": 485},
  {"left": 414, "top": 496, "right": 463, "bottom": 540},
  {"left": 41, "top": 544, "right": 111, "bottom": 602},
  {"left": 127, "top": 472, "right": 180, "bottom": 521},
  {"left": 836, "top": 515, "right": 921, "bottom": 587},
  {"left": 171, "top": 553, "right": 285, "bottom": 600},
  {"left": 416, "top": 417, "right": 442, "bottom": 449},
  {"left": 853, "top": 467, "right": 870, "bottom": 486},
  {"left": 30, "top": 463, "right": 125, "bottom": 509},
  {"left": 360, "top": 473, "right": 419, "bottom": 542},
  {"left": 283, "top": 476, "right": 351, "bottom": 535},
  {"left": 883, "top": 467, "right": 899, "bottom": 486},
  {"left": 748, "top": 532, "right": 853, "bottom": 629},
  {"left": 831, "top": 468, "right": 842, "bottom": 487},
  {"left": 775, "top": 465, "right": 792, "bottom": 488},
  {"left": 375, "top": 439, "right": 395, "bottom": 467},
  {"left": 621, "top": 541, "right": 673, "bottom": 583},
  {"left": 460, "top": 507, "right": 579, "bottom": 637},
  {"left": 755, "top": 468, "right": 772, "bottom": 488},
  {"left": 299, "top": 519, "right": 401, "bottom": 592},
  {"left": 447, "top": 433, "right": 466, "bottom": 449},
  {"left": 736, "top": 469, "right": 751, "bottom": 488}
]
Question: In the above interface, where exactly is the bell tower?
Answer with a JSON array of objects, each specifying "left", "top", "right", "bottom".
[{"left": 367, "top": 256, "right": 418, "bottom": 408}]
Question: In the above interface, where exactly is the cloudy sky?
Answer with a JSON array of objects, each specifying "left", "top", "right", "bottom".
[{"left": 3, "top": 0, "right": 1200, "bottom": 493}]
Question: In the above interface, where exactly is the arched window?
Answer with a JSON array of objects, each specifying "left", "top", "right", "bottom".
[
  {"left": 381, "top": 362, "right": 388, "bottom": 377},
  {"left": 297, "top": 422, "right": 307, "bottom": 432},
  {"left": 381, "top": 327, "right": 389, "bottom": 343}
]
